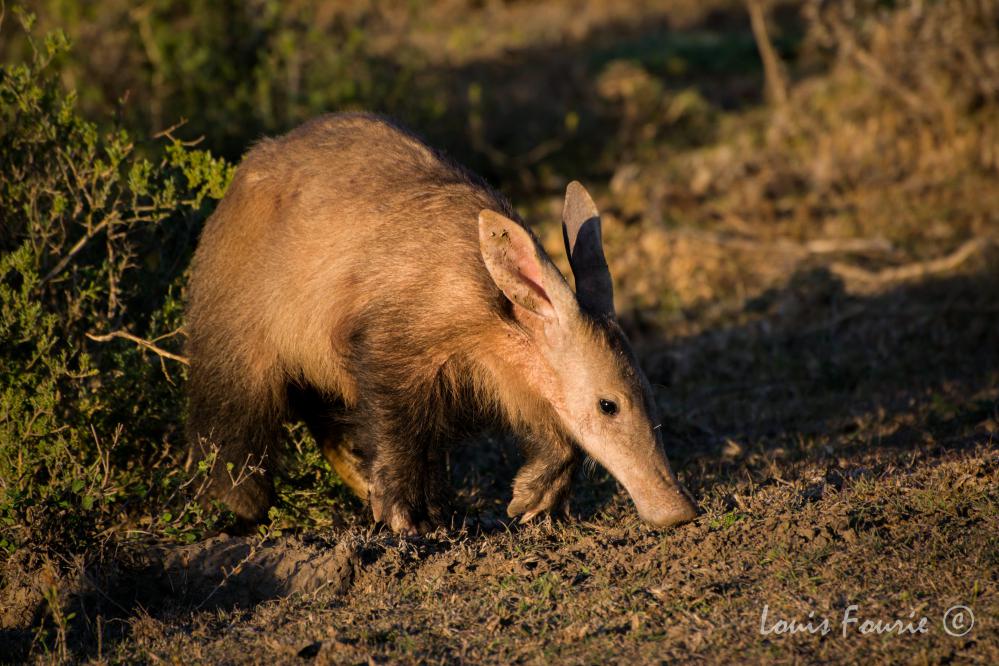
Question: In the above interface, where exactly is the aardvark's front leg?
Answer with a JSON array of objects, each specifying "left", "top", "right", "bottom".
[
  {"left": 507, "top": 430, "right": 581, "bottom": 523},
  {"left": 356, "top": 398, "right": 452, "bottom": 535}
]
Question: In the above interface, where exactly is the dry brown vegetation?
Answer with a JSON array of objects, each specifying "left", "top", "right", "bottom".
[{"left": 2, "top": 1, "right": 997, "bottom": 663}]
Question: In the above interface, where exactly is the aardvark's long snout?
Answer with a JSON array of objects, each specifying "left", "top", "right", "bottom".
[
  {"left": 633, "top": 471, "right": 698, "bottom": 528},
  {"left": 603, "top": 447, "right": 698, "bottom": 528}
]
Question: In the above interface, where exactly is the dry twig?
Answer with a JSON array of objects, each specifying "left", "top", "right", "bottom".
[
  {"left": 830, "top": 237, "right": 995, "bottom": 285},
  {"left": 746, "top": 0, "right": 789, "bottom": 111},
  {"left": 40, "top": 216, "right": 114, "bottom": 285},
  {"left": 85, "top": 329, "right": 190, "bottom": 365}
]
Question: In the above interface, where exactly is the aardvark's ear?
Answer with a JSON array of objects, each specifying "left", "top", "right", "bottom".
[
  {"left": 478, "top": 209, "right": 556, "bottom": 320},
  {"left": 562, "top": 181, "right": 614, "bottom": 318}
]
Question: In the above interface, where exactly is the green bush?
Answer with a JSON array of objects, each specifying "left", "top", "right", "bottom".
[
  {"left": 0, "top": 11, "right": 234, "bottom": 558},
  {"left": 2, "top": 1, "right": 431, "bottom": 161}
]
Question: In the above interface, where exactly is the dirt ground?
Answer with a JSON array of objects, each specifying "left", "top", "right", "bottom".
[{"left": 2, "top": 0, "right": 998, "bottom": 663}]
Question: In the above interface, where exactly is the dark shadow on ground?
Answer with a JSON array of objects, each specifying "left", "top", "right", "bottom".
[
  {"left": 629, "top": 262, "right": 999, "bottom": 499},
  {"left": 0, "top": 534, "right": 364, "bottom": 663}
]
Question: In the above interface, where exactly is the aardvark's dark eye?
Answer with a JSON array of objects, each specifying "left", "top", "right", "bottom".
[{"left": 598, "top": 398, "right": 619, "bottom": 416}]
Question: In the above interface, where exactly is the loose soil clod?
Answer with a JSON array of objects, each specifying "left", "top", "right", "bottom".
[{"left": 149, "top": 535, "right": 361, "bottom": 608}]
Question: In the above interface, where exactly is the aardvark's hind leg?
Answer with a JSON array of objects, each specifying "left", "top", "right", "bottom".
[
  {"left": 289, "top": 385, "right": 371, "bottom": 500},
  {"left": 322, "top": 438, "right": 369, "bottom": 500},
  {"left": 187, "top": 364, "right": 282, "bottom": 526}
]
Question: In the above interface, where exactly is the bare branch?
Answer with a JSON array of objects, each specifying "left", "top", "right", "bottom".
[
  {"left": 152, "top": 118, "right": 204, "bottom": 146},
  {"left": 39, "top": 216, "right": 114, "bottom": 285},
  {"left": 830, "top": 237, "right": 996, "bottom": 285},
  {"left": 151, "top": 326, "right": 188, "bottom": 343},
  {"left": 805, "top": 237, "right": 894, "bottom": 255},
  {"left": 746, "top": 0, "right": 788, "bottom": 111},
  {"left": 86, "top": 329, "right": 190, "bottom": 366},
  {"left": 827, "top": 12, "right": 927, "bottom": 116}
]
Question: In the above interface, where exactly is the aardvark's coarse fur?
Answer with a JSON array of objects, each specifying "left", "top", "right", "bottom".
[{"left": 186, "top": 113, "right": 696, "bottom": 533}]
